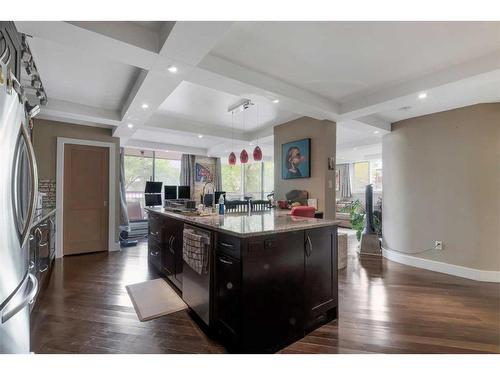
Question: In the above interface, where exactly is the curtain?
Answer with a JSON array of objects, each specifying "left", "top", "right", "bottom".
[
  {"left": 119, "top": 148, "right": 129, "bottom": 229},
  {"left": 215, "top": 157, "right": 223, "bottom": 191},
  {"left": 338, "top": 163, "right": 352, "bottom": 199},
  {"left": 180, "top": 154, "right": 196, "bottom": 199}
]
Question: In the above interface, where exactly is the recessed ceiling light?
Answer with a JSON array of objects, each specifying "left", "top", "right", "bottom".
[
  {"left": 167, "top": 66, "right": 178, "bottom": 73},
  {"left": 127, "top": 123, "right": 134, "bottom": 129},
  {"left": 198, "top": 134, "right": 203, "bottom": 139},
  {"left": 353, "top": 147, "right": 357, "bottom": 151},
  {"left": 374, "top": 130, "right": 379, "bottom": 134},
  {"left": 272, "top": 99, "right": 280, "bottom": 104},
  {"left": 418, "top": 92, "right": 427, "bottom": 100},
  {"left": 141, "top": 103, "right": 149, "bottom": 109},
  {"left": 249, "top": 142, "right": 253, "bottom": 146}
]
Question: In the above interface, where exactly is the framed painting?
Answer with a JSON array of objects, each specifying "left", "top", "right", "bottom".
[{"left": 281, "top": 138, "right": 311, "bottom": 179}]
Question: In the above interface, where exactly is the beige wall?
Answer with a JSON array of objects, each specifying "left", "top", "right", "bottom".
[
  {"left": 383, "top": 103, "right": 500, "bottom": 271},
  {"left": 274, "top": 117, "right": 336, "bottom": 219},
  {"left": 32, "top": 119, "right": 121, "bottom": 241}
]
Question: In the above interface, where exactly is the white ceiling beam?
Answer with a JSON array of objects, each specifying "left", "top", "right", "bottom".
[
  {"left": 144, "top": 114, "right": 247, "bottom": 142},
  {"left": 190, "top": 54, "right": 341, "bottom": 121},
  {"left": 36, "top": 98, "right": 121, "bottom": 127},
  {"left": 116, "top": 22, "right": 234, "bottom": 138},
  {"left": 125, "top": 139, "right": 207, "bottom": 156},
  {"left": 339, "top": 50, "right": 500, "bottom": 119},
  {"left": 15, "top": 21, "right": 157, "bottom": 70},
  {"left": 354, "top": 115, "right": 391, "bottom": 132}
]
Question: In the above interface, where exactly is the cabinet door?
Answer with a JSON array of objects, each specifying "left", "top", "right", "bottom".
[
  {"left": 216, "top": 254, "right": 241, "bottom": 346},
  {"left": 242, "top": 232, "right": 305, "bottom": 352},
  {"left": 162, "top": 218, "right": 183, "bottom": 276},
  {"left": 304, "top": 226, "right": 338, "bottom": 329}
]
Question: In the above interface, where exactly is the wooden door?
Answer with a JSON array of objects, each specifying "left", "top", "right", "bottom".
[
  {"left": 63, "top": 144, "right": 109, "bottom": 255},
  {"left": 304, "top": 226, "right": 338, "bottom": 329}
]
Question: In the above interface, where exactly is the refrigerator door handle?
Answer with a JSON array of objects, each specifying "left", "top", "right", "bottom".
[
  {"left": 0, "top": 273, "right": 38, "bottom": 324},
  {"left": 13, "top": 124, "right": 38, "bottom": 248}
]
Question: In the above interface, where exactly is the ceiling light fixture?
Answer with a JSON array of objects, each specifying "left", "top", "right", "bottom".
[
  {"left": 272, "top": 99, "right": 280, "bottom": 104},
  {"left": 198, "top": 134, "right": 203, "bottom": 139},
  {"left": 141, "top": 103, "right": 149, "bottom": 109},
  {"left": 374, "top": 130, "right": 380, "bottom": 134},
  {"left": 418, "top": 92, "right": 427, "bottom": 99},
  {"left": 127, "top": 123, "right": 134, "bottom": 129},
  {"left": 167, "top": 66, "right": 178, "bottom": 73}
]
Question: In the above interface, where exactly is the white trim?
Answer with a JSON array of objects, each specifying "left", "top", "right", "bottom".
[
  {"left": 382, "top": 247, "right": 500, "bottom": 283},
  {"left": 56, "top": 137, "right": 119, "bottom": 258}
]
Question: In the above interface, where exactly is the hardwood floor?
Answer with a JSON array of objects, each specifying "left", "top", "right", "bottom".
[{"left": 31, "top": 230, "right": 500, "bottom": 354}]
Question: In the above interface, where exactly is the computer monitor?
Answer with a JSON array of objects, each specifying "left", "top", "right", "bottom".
[
  {"left": 145, "top": 194, "right": 162, "bottom": 207},
  {"left": 164, "top": 185, "right": 177, "bottom": 200},
  {"left": 145, "top": 181, "right": 162, "bottom": 194},
  {"left": 178, "top": 185, "right": 191, "bottom": 199}
]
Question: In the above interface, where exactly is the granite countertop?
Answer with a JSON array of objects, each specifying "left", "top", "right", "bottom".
[
  {"left": 31, "top": 207, "right": 57, "bottom": 229},
  {"left": 146, "top": 207, "right": 339, "bottom": 238}
]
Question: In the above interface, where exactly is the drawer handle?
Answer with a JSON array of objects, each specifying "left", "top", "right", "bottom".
[
  {"left": 39, "top": 264, "right": 48, "bottom": 273},
  {"left": 38, "top": 241, "right": 49, "bottom": 247},
  {"left": 150, "top": 231, "right": 159, "bottom": 237},
  {"left": 150, "top": 251, "right": 159, "bottom": 257},
  {"left": 220, "top": 242, "right": 234, "bottom": 249},
  {"left": 169, "top": 236, "right": 175, "bottom": 254},
  {"left": 219, "top": 257, "right": 233, "bottom": 265}
]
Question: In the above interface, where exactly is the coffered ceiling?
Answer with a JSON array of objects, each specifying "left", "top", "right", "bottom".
[{"left": 15, "top": 21, "right": 500, "bottom": 157}]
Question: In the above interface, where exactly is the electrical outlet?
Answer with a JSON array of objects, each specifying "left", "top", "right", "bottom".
[{"left": 434, "top": 240, "right": 443, "bottom": 250}]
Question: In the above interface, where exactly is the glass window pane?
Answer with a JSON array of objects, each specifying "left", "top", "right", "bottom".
[
  {"left": 353, "top": 161, "right": 370, "bottom": 192},
  {"left": 155, "top": 158, "right": 181, "bottom": 187},
  {"left": 222, "top": 164, "right": 242, "bottom": 196},
  {"left": 370, "top": 160, "right": 383, "bottom": 191},
  {"left": 124, "top": 155, "right": 153, "bottom": 193},
  {"left": 263, "top": 161, "right": 274, "bottom": 196},
  {"left": 244, "top": 162, "right": 262, "bottom": 199}
]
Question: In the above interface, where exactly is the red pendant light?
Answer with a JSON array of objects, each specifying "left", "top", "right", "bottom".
[
  {"left": 228, "top": 152, "right": 236, "bottom": 165},
  {"left": 240, "top": 149, "right": 248, "bottom": 164},
  {"left": 253, "top": 145, "right": 262, "bottom": 161}
]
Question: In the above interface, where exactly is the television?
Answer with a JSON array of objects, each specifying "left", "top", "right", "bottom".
[
  {"left": 145, "top": 194, "right": 162, "bottom": 207},
  {"left": 164, "top": 185, "right": 177, "bottom": 200},
  {"left": 178, "top": 185, "right": 191, "bottom": 199},
  {"left": 145, "top": 181, "right": 162, "bottom": 194}
]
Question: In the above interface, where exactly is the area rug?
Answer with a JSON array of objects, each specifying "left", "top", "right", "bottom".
[{"left": 125, "top": 278, "right": 187, "bottom": 322}]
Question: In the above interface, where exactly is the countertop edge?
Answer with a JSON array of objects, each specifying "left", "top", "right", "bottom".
[{"left": 145, "top": 208, "right": 340, "bottom": 238}]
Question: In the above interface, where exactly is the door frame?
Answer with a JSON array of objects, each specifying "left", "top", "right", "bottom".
[{"left": 55, "top": 137, "right": 118, "bottom": 258}]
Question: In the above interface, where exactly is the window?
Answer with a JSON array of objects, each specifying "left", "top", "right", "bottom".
[
  {"left": 221, "top": 164, "right": 242, "bottom": 197},
  {"left": 221, "top": 161, "right": 275, "bottom": 200},
  {"left": 263, "top": 161, "right": 274, "bottom": 197},
  {"left": 124, "top": 153, "right": 153, "bottom": 200},
  {"left": 244, "top": 163, "right": 262, "bottom": 199},
  {"left": 353, "top": 161, "right": 370, "bottom": 192},
  {"left": 370, "top": 160, "right": 383, "bottom": 191},
  {"left": 124, "top": 149, "right": 181, "bottom": 212},
  {"left": 154, "top": 158, "right": 181, "bottom": 187}
]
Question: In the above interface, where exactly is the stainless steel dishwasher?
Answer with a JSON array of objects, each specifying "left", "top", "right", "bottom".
[{"left": 182, "top": 224, "right": 212, "bottom": 327}]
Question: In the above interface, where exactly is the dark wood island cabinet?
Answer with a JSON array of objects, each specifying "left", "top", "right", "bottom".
[{"left": 146, "top": 208, "right": 338, "bottom": 353}]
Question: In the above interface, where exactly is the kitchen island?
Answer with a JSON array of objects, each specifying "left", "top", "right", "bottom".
[{"left": 145, "top": 207, "right": 339, "bottom": 353}]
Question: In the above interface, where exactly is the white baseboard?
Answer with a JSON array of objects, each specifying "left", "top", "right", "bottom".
[
  {"left": 109, "top": 241, "right": 121, "bottom": 252},
  {"left": 382, "top": 247, "right": 500, "bottom": 283}
]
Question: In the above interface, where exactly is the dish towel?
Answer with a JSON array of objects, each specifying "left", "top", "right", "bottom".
[{"left": 182, "top": 229, "right": 209, "bottom": 275}]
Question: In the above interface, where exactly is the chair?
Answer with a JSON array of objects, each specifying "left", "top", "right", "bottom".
[
  {"left": 290, "top": 206, "right": 316, "bottom": 218},
  {"left": 251, "top": 200, "right": 271, "bottom": 212},
  {"left": 225, "top": 200, "right": 249, "bottom": 213}
]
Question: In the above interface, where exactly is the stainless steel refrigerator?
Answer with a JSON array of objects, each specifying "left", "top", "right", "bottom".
[{"left": 0, "top": 60, "right": 39, "bottom": 353}]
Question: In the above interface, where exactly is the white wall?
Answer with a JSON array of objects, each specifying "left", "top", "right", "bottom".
[{"left": 383, "top": 103, "right": 500, "bottom": 275}]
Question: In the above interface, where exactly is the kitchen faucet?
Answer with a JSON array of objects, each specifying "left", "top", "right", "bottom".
[{"left": 202, "top": 181, "right": 216, "bottom": 211}]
